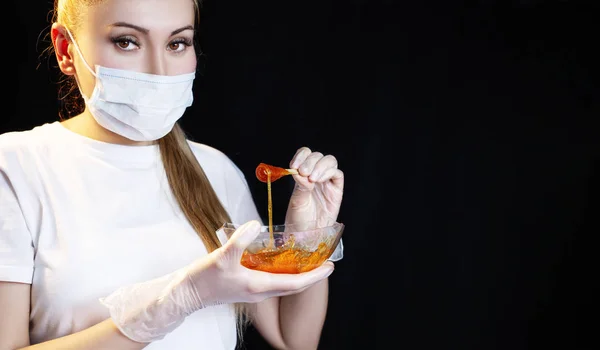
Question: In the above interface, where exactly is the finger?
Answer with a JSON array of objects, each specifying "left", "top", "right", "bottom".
[
  {"left": 273, "top": 278, "right": 327, "bottom": 297},
  {"left": 245, "top": 262, "right": 335, "bottom": 295},
  {"left": 290, "top": 173, "right": 314, "bottom": 191},
  {"left": 225, "top": 220, "right": 262, "bottom": 257},
  {"left": 250, "top": 278, "right": 317, "bottom": 299},
  {"left": 309, "top": 155, "right": 338, "bottom": 182},
  {"left": 250, "top": 281, "right": 318, "bottom": 302},
  {"left": 322, "top": 261, "right": 335, "bottom": 269},
  {"left": 327, "top": 169, "right": 344, "bottom": 190},
  {"left": 297, "top": 152, "right": 324, "bottom": 177},
  {"left": 275, "top": 286, "right": 312, "bottom": 297},
  {"left": 264, "top": 264, "right": 335, "bottom": 292},
  {"left": 290, "top": 147, "right": 311, "bottom": 169}
]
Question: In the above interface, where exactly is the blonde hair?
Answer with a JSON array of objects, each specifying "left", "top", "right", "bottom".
[{"left": 50, "top": 0, "right": 250, "bottom": 341}]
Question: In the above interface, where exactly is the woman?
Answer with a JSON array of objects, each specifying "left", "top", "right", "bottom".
[{"left": 0, "top": 0, "right": 344, "bottom": 349}]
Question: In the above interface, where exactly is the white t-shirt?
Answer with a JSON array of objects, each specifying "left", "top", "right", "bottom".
[{"left": 0, "top": 121, "right": 262, "bottom": 349}]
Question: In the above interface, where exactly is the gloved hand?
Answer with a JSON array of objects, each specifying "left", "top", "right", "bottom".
[
  {"left": 285, "top": 147, "right": 344, "bottom": 227},
  {"left": 100, "top": 220, "right": 335, "bottom": 343}
]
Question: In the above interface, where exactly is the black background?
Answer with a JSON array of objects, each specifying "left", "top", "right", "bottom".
[{"left": 4, "top": 1, "right": 598, "bottom": 349}]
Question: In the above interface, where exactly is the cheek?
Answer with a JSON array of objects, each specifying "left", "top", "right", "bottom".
[
  {"left": 92, "top": 45, "right": 126, "bottom": 70},
  {"left": 73, "top": 58, "right": 96, "bottom": 99},
  {"left": 72, "top": 42, "right": 113, "bottom": 97},
  {"left": 171, "top": 53, "right": 197, "bottom": 75}
]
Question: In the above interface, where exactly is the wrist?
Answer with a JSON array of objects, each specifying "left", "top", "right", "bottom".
[
  {"left": 100, "top": 267, "right": 198, "bottom": 343},
  {"left": 177, "top": 267, "right": 206, "bottom": 313}
]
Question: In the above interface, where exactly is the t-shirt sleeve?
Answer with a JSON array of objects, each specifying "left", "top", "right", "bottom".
[{"left": 0, "top": 161, "right": 35, "bottom": 284}]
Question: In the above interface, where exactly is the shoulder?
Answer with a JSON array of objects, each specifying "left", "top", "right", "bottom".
[
  {"left": 0, "top": 123, "right": 53, "bottom": 166},
  {"left": 185, "top": 140, "right": 261, "bottom": 224},
  {"left": 186, "top": 140, "right": 246, "bottom": 180},
  {"left": 185, "top": 140, "right": 255, "bottom": 209},
  {"left": 0, "top": 123, "right": 63, "bottom": 203},
  {"left": 0, "top": 122, "right": 57, "bottom": 150},
  {"left": 186, "top": 140, "right": 230, "bottom": 164},
  {"left": 0, "top": 129, "right": 33, "bottom": 155},
  {"left": 0, "top": 124, "right": 56, "bottom": 215}
]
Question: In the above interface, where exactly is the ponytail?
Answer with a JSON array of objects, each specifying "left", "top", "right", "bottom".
[
  {"left": 158, "top": 123, "right": 229, "bottom": 253},
  {"left": 158, "top": 123, "right": 251, "bottom": 340}
]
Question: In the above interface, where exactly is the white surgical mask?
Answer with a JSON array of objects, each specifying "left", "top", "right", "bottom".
[{"left": 65, "top": 28, "right": 195, "bottom": 141}]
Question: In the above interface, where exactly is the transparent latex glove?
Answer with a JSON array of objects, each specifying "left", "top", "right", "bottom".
[
  {"left": 100, "top": 220, "right": 335, "bottom": 343},
  {"left": 285, "top": 147, "right": 345, "bottom": 227}
]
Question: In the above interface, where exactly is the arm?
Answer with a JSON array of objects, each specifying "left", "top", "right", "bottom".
[
  {"left": 250, "top": 278, "right": 330, "bottom": 350},
  {"left": 0, "top": 282, "right": 146, "bottom": 350},
  {"left": 216, "top": 148, "right": 341, "bottom": 349},
  {"left": 0, "top": 151, "right": 146, "bottom": 350},
  {"left": 249, "top": 147, "right": 343, "bottom": 350}
]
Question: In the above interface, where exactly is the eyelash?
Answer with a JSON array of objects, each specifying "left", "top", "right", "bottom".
[
  {"left": 169, "top": 38, "right": 193, "bottom": 52},
  {"left": 109, "top": 36, "right": 193, "bottom": 52}
]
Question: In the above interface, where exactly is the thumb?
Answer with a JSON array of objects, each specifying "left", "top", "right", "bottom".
[{"left": 223, "top": 220, "right": 262, "bottom": 258}]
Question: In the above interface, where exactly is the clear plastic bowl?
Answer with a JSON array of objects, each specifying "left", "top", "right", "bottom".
[{"left": 217, "top": 221, "right": 344, "bottom": 274}]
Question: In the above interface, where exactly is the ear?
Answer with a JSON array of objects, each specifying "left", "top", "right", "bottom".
[{"left": 51, "top": 23, "right": 76, "bottom": 76}]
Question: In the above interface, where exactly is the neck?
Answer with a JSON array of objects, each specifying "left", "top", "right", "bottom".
[{"left": 61, "top": 109, "right": 156, "bottom": 146}]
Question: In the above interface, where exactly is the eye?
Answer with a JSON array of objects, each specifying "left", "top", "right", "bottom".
[
  {"left": 167, "top": 38, "right": 193, "bottom": 53},
  {"left": 110, "top": 36, "right": 140, "bottom": 51}
]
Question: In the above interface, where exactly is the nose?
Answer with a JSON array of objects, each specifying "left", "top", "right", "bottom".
[{"left": 147, "top": 46, "right": 167, "bottom": 76}]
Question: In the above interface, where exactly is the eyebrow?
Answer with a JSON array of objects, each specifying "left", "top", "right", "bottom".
[{"left": 109, "top": 22, "right": 194, "bottom": 36}]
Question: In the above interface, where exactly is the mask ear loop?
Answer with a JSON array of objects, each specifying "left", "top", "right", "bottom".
[
  {"left": 63, "top": 26, "right": 98, "bottom": 103},
  {"left": 64, "top": 27, "right": 97, "bottom": 78}
]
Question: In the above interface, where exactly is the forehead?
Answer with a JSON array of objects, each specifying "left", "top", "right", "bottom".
[{"left": 86, "top": 0, "right": 196, "bottom": 30}]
